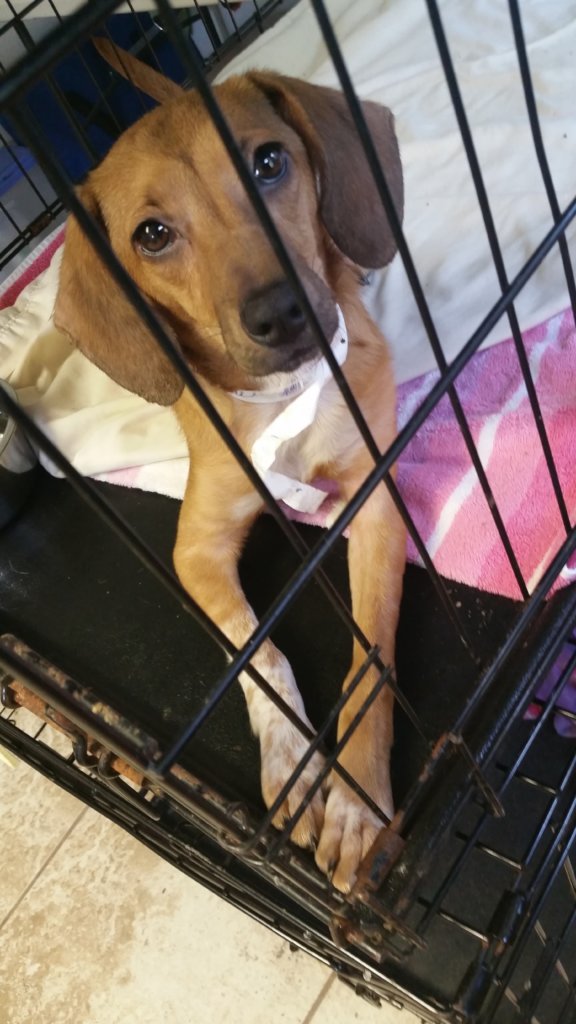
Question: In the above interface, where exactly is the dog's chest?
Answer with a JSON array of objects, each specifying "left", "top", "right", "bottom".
[{"left": 252, "top": 382, "right": 357, "bottom": 484}]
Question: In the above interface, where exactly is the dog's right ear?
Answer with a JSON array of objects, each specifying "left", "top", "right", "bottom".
[
  {"left": 54, "top": 184, "right": 184, "bottom": 406},
  {"left": 249, "top": 73, "right": 403, "bottom": 270}
]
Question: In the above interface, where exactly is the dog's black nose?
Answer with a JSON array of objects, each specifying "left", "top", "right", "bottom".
[{"left": 240, "top": 281, "right": 307, "bottom": 346}]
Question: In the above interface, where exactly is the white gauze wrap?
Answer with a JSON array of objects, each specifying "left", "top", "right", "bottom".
[{"left": 232, "top": 305, "right": 348, "bottom": 513}]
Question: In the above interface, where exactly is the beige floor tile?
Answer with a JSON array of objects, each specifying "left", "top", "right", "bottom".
[
  {"left": 0, "top": 806, "right": 335, "bottom": 1024},
  {"left": 0, "top": 734, "right": 85, "bottom": 926},
  {"left": 1, "top": 733, "right": 420, "bottom": 1024},
  {"left": 307, "top": 976, "right": 422, "bottom": 1023}
]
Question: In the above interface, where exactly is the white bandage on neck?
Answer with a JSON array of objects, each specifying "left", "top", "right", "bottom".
[{"left": 232, "top": 305, "right": 348, "bottom": 513}]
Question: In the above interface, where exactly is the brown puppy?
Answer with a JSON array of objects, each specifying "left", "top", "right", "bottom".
[{"left": 54, "top": 55, "right": 406, "bottom": 893}]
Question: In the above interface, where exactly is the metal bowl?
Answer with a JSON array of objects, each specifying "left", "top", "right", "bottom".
[{"left": 0, "top": 381, "right": 38, "bottom": 528}]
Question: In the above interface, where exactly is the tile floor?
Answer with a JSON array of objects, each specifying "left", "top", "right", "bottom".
[{"left": 0, "top": 713, "right": 421, "bottom": 1024}]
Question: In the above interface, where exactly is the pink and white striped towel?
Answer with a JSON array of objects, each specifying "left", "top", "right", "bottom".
[{"left": 397, "top": 308, "right": 576, "bottom": 600}]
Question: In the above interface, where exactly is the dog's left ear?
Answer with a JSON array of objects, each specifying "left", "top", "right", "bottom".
[
  {"left": 54, "top": 182, "right": 184, "bottom": 406},
  {"left": 249, "top": 72, "right": 403, "bottom": 269}
]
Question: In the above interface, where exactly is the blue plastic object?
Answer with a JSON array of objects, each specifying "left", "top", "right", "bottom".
[{"left": 0, "top": 13, "right": 186, "bottom": 185}]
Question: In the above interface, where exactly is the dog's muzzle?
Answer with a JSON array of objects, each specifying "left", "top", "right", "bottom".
[
  {"left": 240, "top": 280, "right": 307, "bottom": 349},
  {"left": 233, "top": 305, "right": 349, "bottom": 513}
]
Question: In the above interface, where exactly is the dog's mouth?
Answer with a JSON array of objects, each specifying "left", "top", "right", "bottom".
[
  {"left": 221, "top": 324, "right": 328, "bottom": 388},
  {"left": 232, "top": 305, "right": 348, "bottom": 404},
  {"left": 230, "top": 308, "right": 341, "bottom": 387},
  {"left": 213, "top": 271, "right": 340, "bottom": 393},
  {"left": 262, "top": 343, "right": 318, "bottom": 374}
]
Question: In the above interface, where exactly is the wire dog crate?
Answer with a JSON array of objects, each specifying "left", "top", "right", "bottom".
[{"left": 1, "top": 1, "right": 576, "bottom": 1021}]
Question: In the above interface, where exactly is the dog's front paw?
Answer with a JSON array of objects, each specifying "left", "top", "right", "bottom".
[
  {"left": 260, "top": 722, "right": 327, "bottom": 850},
  {"left": 315, "top": 778, "right": 391, "bottom": 893}
]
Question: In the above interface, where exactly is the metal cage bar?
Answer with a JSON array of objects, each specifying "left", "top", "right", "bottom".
[
  {"left": 416, "top": 648, "right": 576, "bottom": 935},
  {"left": 3, "top": 0, "right": 573, "bottom": 839},
  {"left": 1, "top": 2, "right": 576, "bottom": 1021},
  {"left": 0, "top": 1, "right": 574, "bottom": 760},
  {"left": 507, "top": 0, "right": 576, "bottom": 324},
  {"left": 309, "top": 0, "right": 531, "bottom": 600},
  {"left": 425, "top": 0, "right": 572, "bottom": 538}
]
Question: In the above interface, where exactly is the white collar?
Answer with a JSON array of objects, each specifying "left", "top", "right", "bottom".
[{"left": 234, "top": 306, "right": 349, "bottom": 513}]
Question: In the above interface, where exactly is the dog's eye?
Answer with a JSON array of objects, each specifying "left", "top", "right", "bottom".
[
  {"left": 253, "top": 143, "right": 287, "bottom": 184},
  {"left": 132, "top": 220, "right": 175, "bottom": 255}
]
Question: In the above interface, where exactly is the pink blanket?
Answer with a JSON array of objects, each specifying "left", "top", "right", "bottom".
[
  {"left": 0, "top": 228, "right": 64, "bottom": 311},
  {"left": 290, "top": 307, "right": 576, "bottom": 602},
  {"left": 396, "top": 309, "right": 576, "bottom": 602}
]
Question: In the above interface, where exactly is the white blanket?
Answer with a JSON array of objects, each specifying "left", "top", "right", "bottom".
[
  {"left": 1, "top": 0, "right": 574, "bottom": 487},
  {"left": 222, "top": 0, "right": 575, "bottom": 383}
]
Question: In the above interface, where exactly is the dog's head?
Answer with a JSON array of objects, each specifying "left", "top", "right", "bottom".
[{"left": 54, "top": 74, "right": 403, "bottom": 405}]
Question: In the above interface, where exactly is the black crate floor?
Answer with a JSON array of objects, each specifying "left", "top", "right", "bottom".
[{"left": 1, "top": 467, "right": 523, "bottom": 809}]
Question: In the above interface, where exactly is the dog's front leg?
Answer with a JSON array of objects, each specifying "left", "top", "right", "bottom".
[
  {"left": 316, "top": 472, "right": 406, "bottom": 892},
  {"left": 173, "top": 478, "right": 326, "bottom": 849}
]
